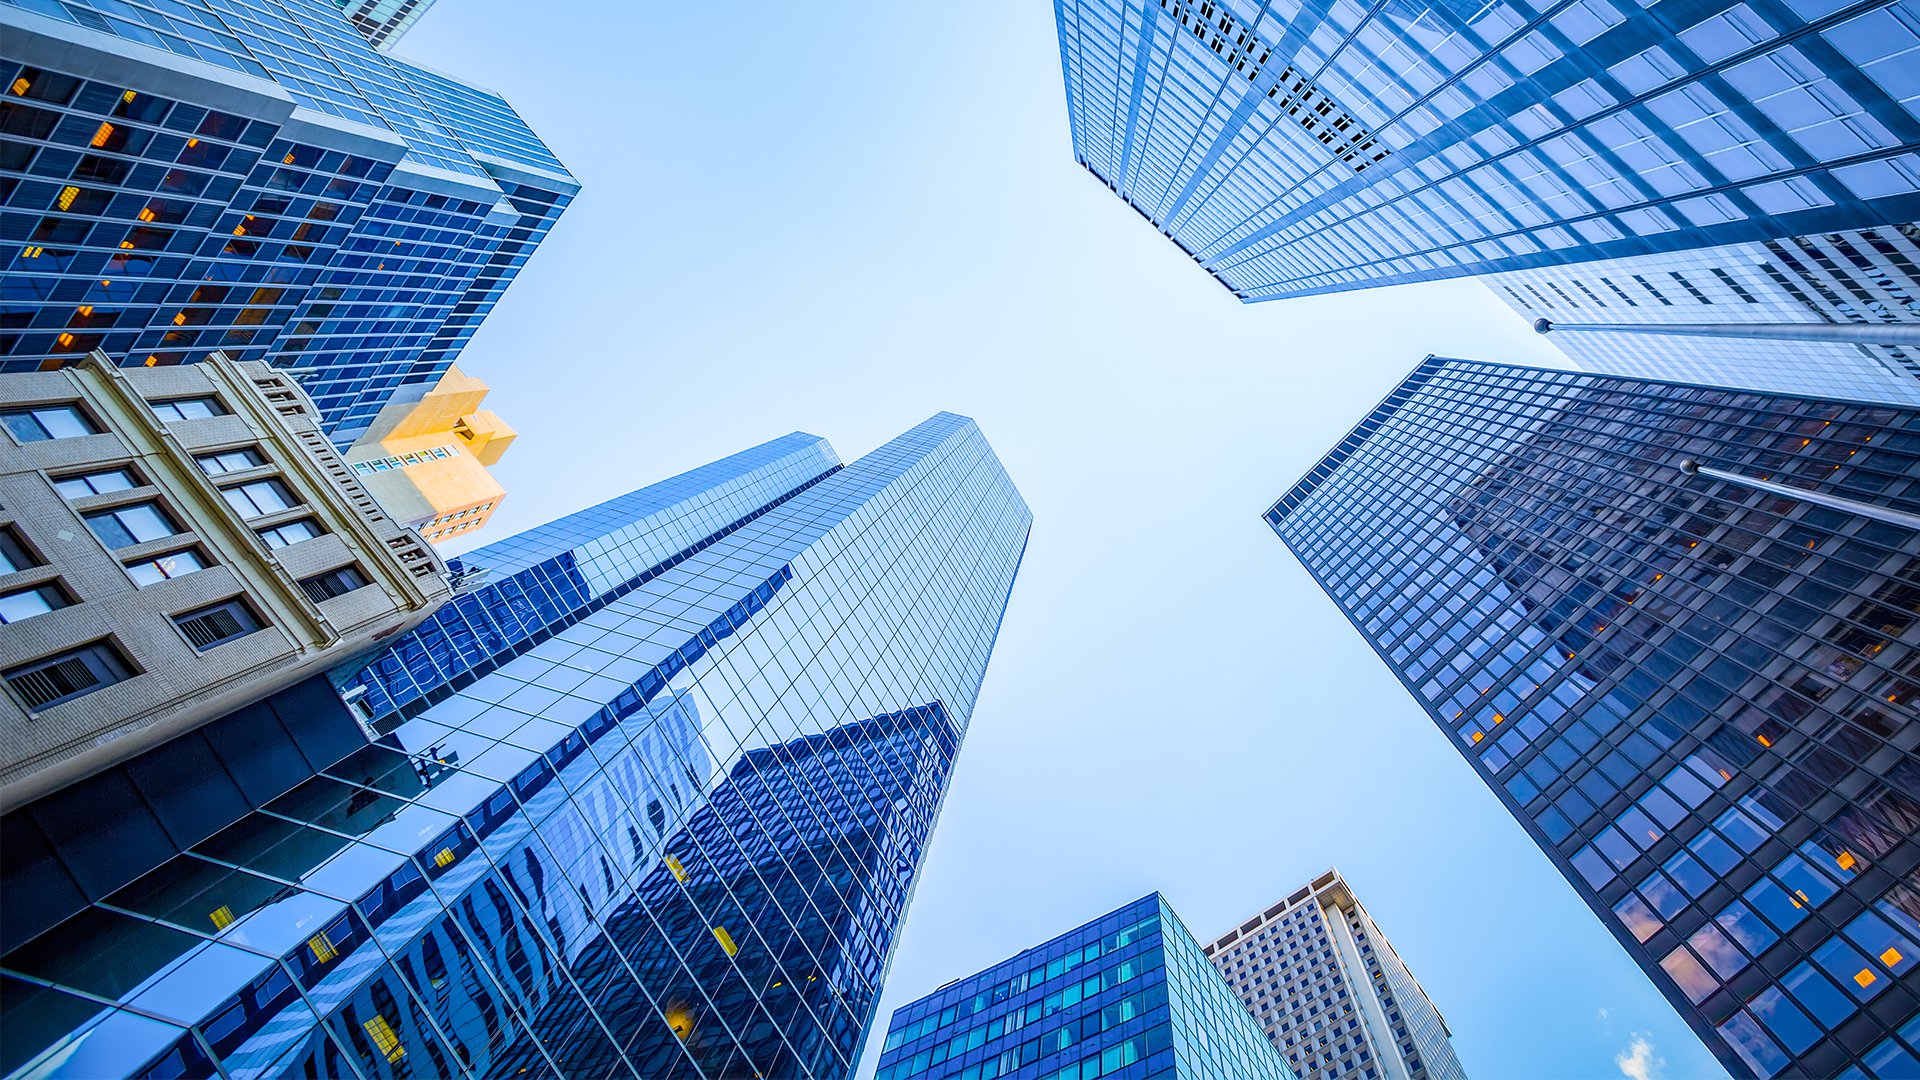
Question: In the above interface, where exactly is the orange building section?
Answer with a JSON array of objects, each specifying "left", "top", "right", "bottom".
[{"left": 343, "top": 366, "right": 515, "bottom": 545}]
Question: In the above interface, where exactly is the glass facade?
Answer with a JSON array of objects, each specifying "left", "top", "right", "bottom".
[
  {"left": 876, "top": 894, "right": 1298, "bottom": 1080},
  {"left": 1483, "top": 225, "right": 1920, "bottom": 405},
  {"left": 0, "top": 411, "right": 1031, "bottom": 1079},
  {"left": 1201, "top": 870, "right": 1466, "bottom": 1080},
  {"left": 0, "top": 0, "right": 576, "bottom": 444},
  {"left": 1052, "top": 0, "right": 1920, "bottom": 301},
  {"left": 1267, "top": 356, "right": 1920, "bottom": 1078}
]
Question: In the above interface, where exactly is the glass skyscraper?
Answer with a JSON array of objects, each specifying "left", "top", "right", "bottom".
[
  {"left": 0, "top": 412, "right": 1031, "bottom": 1079},
  {"left": 1482, "top": 225, "right": 1920, "bottom": 406},
  {"left": 334, "top": 0, "right": 435, "bottom": 50},
  {"left": 1, "top": 0, "right": 576, "bottom": 444},
  {"left": 1053, "top": 0, "right": 1920, "bottom": 301},
  {"left": 875, "top": 893, "right": 1297, "bottom": 1080},
  {"left": 1052, "top": 0, "right": 1920, "bottom": 402},
  {"left": 1201, "top": 869, "right": 1467, "bottom": 1080},
  {"left": 1266, "top": 356, "right": 1919, "bottom": 1078}
]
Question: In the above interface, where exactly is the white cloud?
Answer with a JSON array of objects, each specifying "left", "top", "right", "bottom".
[
  {"left": 1596, "top": 1007, "right": 1611, "bottom": 1022},
  {"left": 1616, "top": 1032, "right": 1664, "bottom": 1080}
]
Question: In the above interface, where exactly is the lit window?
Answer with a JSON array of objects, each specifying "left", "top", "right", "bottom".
[
  {"left": 363, "top": 1017, "right": 405, "bottom": 1062},
  {"left": 2, "top": 403, "right": 98, "bottom": 442}
]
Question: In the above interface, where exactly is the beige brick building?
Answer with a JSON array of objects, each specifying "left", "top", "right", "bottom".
[{"left": 0, "top": 351, "right": 449, "bottom": 807}]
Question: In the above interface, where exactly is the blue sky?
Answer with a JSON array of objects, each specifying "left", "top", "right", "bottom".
[{"left": 399, "top": 1, "right": 1729, "bottom": 1076}]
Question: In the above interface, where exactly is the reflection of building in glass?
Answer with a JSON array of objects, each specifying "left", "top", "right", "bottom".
[
  {"left": 1202, "top": 869, "right": 1465, "bottom": 1080},
  {"left": 876, "top": 892, "right": 1296, "bottom": 1080},
  {"left": 343, "top": 366, "right": 516, "bottom": 545},
  {"left": 497, "top": 703, "right": 959, "bottom": 1079},
  {"left": 0, "top": 0, "right": 576, "bottom": 444},
  {"left": 0, "top": 412, "right": 1031, "bottom": 1080},
  {"left": 1268, "top": 357, "right": 1920, "bottom": 1078},
  {"left": 1482, "top": 227, "right": 1920, "bottom": 405}
]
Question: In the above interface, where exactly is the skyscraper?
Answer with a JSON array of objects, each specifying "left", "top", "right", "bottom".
[
  {"left": 0, "top": 412, "right": 1031, "bottom": 1080},
  {"left": 1051, "top": 0, "right": 1920, "bottom": 399},
  {"left": 1266, "top": 356, "right": 1920, "bottom": 1078},
  {"left": 1, "top": 0, "right": 576, "bottom": 444},
  {"left": 1481, "top": 226, "right": 1920, "bottom": 406},
  {"left": 875, "top": 893, "right": 1297, "bottom": 1080},
  {"left": 334, "top": 0, "right": 436, "bottom": 50},
  {"left": 1201, "top": 869, "right": 1466, "bottom": 1080},
  {"left": 1053, "top": 0, "right": 1920, "bottom": 301}
]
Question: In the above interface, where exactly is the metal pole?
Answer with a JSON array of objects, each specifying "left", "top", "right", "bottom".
[
  {"left": 1678, "top": 458, "right": 1920, "bottom": 531},
  {"left": 1534, "top": 318, "right": 1920, "bottom": 347}
]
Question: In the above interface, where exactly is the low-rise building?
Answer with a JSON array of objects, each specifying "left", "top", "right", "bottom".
[
  {"left": 342, "top": 365, "right": 513, "bottom": 545},
  {"left": 0, "top": 349, "right": 448, "bottom": 806}
]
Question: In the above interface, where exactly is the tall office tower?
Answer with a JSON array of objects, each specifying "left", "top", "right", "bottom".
[
  {"left": 1267, "top": 356, "right": 1920, "bottom": 1078},
  {"left": 875, "top": 893, "right": 1297, "bottom": 1080},
  {"left": 1481, "top": 226, "right": 1920, "bottom": 406},
  {"left": 1, "top": 0, "right": 577, "bottom": 444},
  {"left": 1200, "top": 870, "right": 1466, "bottom": 1080},
  {"left": 344, "top": 365, "right": 515, "bottom": 545},
  {"left": 335, "top": 0, "right": 435, "bottom": 50},
  {"left": 0, "top": 412, "right": 1030, "bottom": 1080},
  {"left": 1051, "top": 0, "right": 1920, "bottom": 394}
]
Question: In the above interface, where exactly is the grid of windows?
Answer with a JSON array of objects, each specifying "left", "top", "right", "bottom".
[
  {"left": 877, "top": 894, "right": 1296, "bottom": 1080},
  {"left": 1203, "top": 873, "right": 1464, "bottom": 1080},
  {"left": 1054, "top": 0, "right": 1920, "bottom": 302},
  {"left": 0, "top": 0, "right": 576, "bottom": 444},
  {"left": 1485, "top": 224, "right": 1920, "bottom": 404},
  {"left": 1268, "top": 356, "right": 1920, "bottom": 1077},
  {"left": 2, "top": 413, "right": 1032, "bottom": 1080}
]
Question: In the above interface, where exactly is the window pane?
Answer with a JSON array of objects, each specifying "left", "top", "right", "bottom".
[
  {"left": 0, "top": 586, "right": 63, "bottom": 624},
  {"left": 125, "top": 549, "right": 207, "bottom": 586},
  {"left": 36, "top": 405, "right": 94, "bottom": 439}
]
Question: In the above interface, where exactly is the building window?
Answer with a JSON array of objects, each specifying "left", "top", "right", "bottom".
[
  {"left": 5, "top": 640, "right": 133, "bottom": 710},
  {"left": 0, "top": 584, "right": 70, "bottom": 624},
  {"left": 257, "top": 519, "right": 322, "bottom": 549},
  {"left": 196, "top": 447, "right": 266, "bottom": 475},
  {"left": 52, "top": 467, "right": 139, "bottom": 499},
  {"left": 173, "top": 598, "right": 262, "bottom": 650},
  {"left": 298, "top": 565, "right": 369, "bottom": 603},
  {"left": 84, "top": 501, "right": 179, "bottom": 549},
  {"left": 149, "top": 396, "right": 224, "bottom": 421},
  {"left": 221, "top": 478, "right": 299, "bottom": 518},
  {"left": 0, "top": 526, "right": 40, "bottom": 574},
  {"left": 124, "top": 548, "right": 209, "bottom": 586},
  {"left": 2, "top": 403, "right": 98, "bottom": 442}
]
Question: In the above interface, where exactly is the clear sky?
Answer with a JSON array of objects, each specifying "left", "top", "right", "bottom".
[{"left": 398, "top": 2, "right": 1729, "bottom": 1077}]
